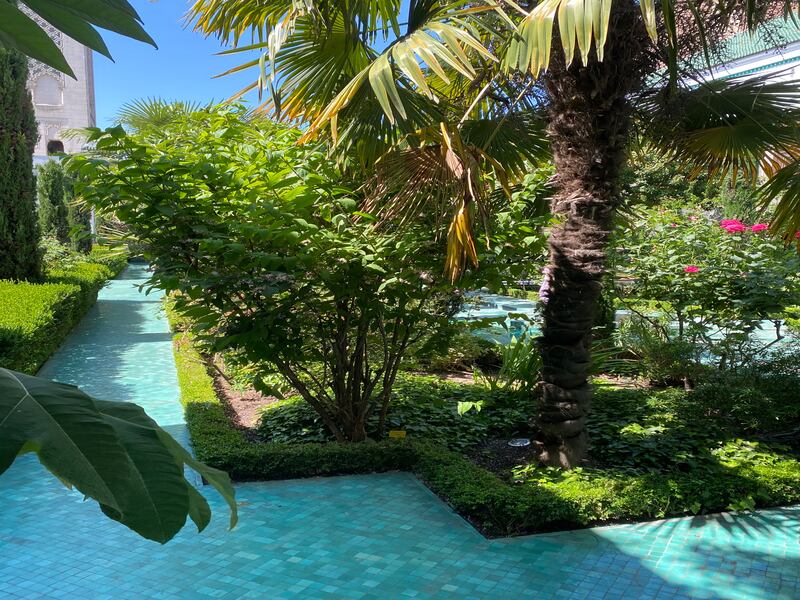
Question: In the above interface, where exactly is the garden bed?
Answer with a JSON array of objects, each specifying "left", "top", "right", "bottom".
[{"left": 172, "top": 329, "right": 800, "bottom": 538}]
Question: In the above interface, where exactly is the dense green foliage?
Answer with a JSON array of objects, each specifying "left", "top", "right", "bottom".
[
  {"left": 67, "top": 201, "right": 92, "bottom": 253},
  {"left": 0, "top": 249, "right": 128, "bottom": 373},
  {"left": 174, "top": 324, "right": 800, "bottom": 536},
  {"left": 72, "top": 108, "right": 474, "bottom": 443},
  {"left": 37, "top": 160, "right": 70, "bottom": 244},
  {"left": 86, "top": 246, "right": 129, "bottom": 275},
  {"left": 0, "top": 49, "right": 41, "bottom": 281},
  {"left": 611, "top": 204, "right": 800, "bottom": 382},
  {"left": 258, "top": 374, "right": 533, "bottom": 450}
]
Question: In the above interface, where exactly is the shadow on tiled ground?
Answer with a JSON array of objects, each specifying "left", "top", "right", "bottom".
[{"left": 1, "top": 264, "right": 797, "bottom": 599}]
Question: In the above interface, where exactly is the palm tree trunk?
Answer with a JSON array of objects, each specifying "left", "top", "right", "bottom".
[{"left": 537, "top": 2, "right": 651, "bottom": 468}]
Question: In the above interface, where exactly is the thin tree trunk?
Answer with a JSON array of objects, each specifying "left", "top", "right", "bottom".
[{"left": 537, "top": 3, "right": 651, "bottom": 467}]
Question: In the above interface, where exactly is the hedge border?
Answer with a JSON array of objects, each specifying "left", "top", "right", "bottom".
[
  {"left": 171, "top": 324, "right": 800, "bottom": 539},
  {"left": 0, "top": 252, "right": 129, "bottom": 373}
]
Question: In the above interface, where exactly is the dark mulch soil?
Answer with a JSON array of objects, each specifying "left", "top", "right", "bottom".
[
  {"left": 210, "top": 366, "right": 278, "bottom": 431},
  {"left": 468, "top": 436, "right": 543, "bottom": 475}
]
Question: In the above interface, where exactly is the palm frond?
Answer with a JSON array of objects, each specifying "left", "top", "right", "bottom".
[
  {"left": 115, "top": 98, "right": 209, "bottom": 134},
  {"left": 639, "top": 73, "right": 800, "bottom": 183},
  {"left": 759, "top": 159, "right": 800, "bottom": 242}
]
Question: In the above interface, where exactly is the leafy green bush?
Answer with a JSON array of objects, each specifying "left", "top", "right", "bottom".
[
  {"left": 87, "top": 246, "right": 129, "bottom": 275},
  {"left": 611, "top": 205, "right": 800, "bottom": 374},
  {"left": 616, "top": 314, "right": 707, "bottom": 385},
  {"left": 41, "top": 236, "right": 83, "bottom": 272},
  {"left": 0, "top": 261, "right": 114, "bottom": 373},
  {"left": 0, "top": 280, "right": 79, "bottom": 372},
  {"left": 75, "top": 108, "right": 469, "bottom": 444},
  {"left": 37, "top": 159, "right": 69, "bottom": 244},
  {"left": 689, "top": 368, "right": 800, "bottom": 433},
  {"left": 406, "top": 329, "right": 500, "bottom": 373},
  {"left": 785, "top": 306, "right": 800, "bottom": 336}
]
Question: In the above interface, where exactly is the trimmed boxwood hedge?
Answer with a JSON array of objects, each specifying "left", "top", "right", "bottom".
[
  {"left": 172, "top": 325, "right": 800, "bottom": 538},
  {"left": 0, "top": 253, "right": 128, "bottom": 373}
]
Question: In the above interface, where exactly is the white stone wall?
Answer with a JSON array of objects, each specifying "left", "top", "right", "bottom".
[{"left": 25, "top": 13, "right": 95, "bottom": 160}]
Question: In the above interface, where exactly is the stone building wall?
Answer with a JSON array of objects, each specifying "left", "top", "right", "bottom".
[{"left": 25, "top": 13, "right": 96, "bottom": 162}]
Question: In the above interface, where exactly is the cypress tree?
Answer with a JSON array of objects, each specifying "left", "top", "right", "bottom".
[
  {"left": 66, "top": 178, "right": 92, "bottom": 253},
  {"left": 0, "top": 49, "right": 41, "bottom": 280},
  {"left": 37, "top": 159, "right": 70, "bottom": 244}
]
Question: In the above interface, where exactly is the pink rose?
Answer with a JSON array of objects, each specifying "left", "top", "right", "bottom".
[
  {"left": 750, "top": 223, "right": 768, "bottom": 232},
  {"left": 670, "top": 223, "right": 678, "bottom": 227},
  {"left": 720, "top": 219, "right": 743, "bottom": 227},
  {"left": 795, "top": 231, "right": 800, "bottom": 239},
  {"left": 684, "top": 265, "right": 700, "bottom": 273},
  {"left": 723, "top": 223, "right": 747, "bottom": 233}
]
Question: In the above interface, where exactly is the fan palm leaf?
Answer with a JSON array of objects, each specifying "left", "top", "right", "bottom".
[{"left": 639, "top": 74, "right": 800, "bottom": 183}]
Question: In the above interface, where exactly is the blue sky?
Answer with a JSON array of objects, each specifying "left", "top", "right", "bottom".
[{"left": 93, "top": 0, "right": 258, "bottom": 127}]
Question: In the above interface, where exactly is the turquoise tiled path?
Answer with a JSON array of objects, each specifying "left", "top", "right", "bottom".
[{"left": 2, "top": 264, "right": 799, "bottom": 600}]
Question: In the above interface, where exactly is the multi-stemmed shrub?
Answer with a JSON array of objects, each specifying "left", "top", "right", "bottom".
[{"left": 72, "top": 107, "right": 465, "bottom": 443}]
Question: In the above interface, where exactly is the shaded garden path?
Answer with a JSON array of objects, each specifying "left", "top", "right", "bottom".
[{"left": 1, "top": 264, "right": 798, "bottom": 599}]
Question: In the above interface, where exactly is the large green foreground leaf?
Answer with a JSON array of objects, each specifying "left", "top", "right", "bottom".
[
  {"left": 0, "top": 0, "right": 156, "bottom": 78},
  {"left": 0, "top": 368, "right": 237, "bottom": 543}
]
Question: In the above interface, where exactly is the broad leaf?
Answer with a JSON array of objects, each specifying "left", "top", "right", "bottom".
[
  {"left": 0, "top": 369, "right": 237, "bottom": 544},
  {"left": 0, "top": 2, "right": 74, "bottom": 76},
  {"left": 0, "top": 0, "right": 155, "bottom": 77}
]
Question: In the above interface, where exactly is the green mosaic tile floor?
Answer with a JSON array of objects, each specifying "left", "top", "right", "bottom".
[{"left": 1, "top": 263, "right": 798, "bottom": 599}]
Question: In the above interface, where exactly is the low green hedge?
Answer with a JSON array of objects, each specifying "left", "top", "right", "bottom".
[
  {"left": 0, "top": 262, "right": 119, "bottom": 373},
  {"left": 87, "top": 246, "right": 129, "bottom": 275},
  {"left": 173, "top": 327, "right": 800, "bottom": 538}
]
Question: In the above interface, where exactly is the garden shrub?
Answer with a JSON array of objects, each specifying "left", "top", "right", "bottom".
[
  {"left": 0, "top": 281, "right": 79, "bottom": 372},
  {"left": 689, "top": 368, "right": 800, "bottom": 434},
  {"left": 406, "top": 329, "right": 501, "bottom": 373},
  {"left": 75, "top": 108, "right": 470, "bottom": 444},
  {"left": 611, "top": 205, "right": 800, "bottom": 380},
  {"left": 87, "top": 246, "right": 129, "bottom": 275},
  {"left": 37, "top": 159, "right": 70, "bottom": 244}
]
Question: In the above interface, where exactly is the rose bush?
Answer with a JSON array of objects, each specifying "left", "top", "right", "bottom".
[{"left": 611, "top": 204, "right": 800, "bottom": 381}]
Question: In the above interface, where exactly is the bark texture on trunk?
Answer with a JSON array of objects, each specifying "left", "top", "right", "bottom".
[{"left": 537, "top": 2, "right": 652, "bottom": 468}]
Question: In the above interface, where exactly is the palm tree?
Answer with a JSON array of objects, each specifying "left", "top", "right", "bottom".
[{"left": 191, "top": 0, "right": 800, "bottom": 467}]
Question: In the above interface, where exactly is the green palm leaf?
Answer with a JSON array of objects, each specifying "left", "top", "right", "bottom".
[{"left": 640, "top": 74, "right": 800, "bottom": 182}]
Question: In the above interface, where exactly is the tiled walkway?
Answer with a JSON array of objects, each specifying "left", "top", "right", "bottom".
[{"left": 1, "top": 264, "right": 798, "bottom": 599}]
